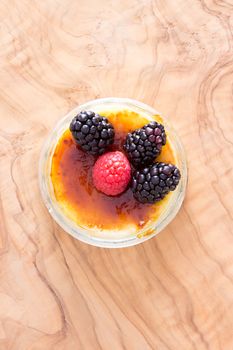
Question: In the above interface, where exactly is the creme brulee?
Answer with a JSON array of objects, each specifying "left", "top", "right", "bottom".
[{"left": 50, "top": 108, "right": 177, "bottom": 237}]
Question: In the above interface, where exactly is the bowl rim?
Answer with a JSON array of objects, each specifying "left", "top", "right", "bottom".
[{"left": 39, "top": 97, "right": 187, "bottom": 248}]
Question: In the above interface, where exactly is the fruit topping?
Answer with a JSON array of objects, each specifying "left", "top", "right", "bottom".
[
  {"left": 70, "top": 110, "right": 114, "bottom": 155},
  {"left": 131, "top": 162, "right": 181, "bottom": 203},
  {"left": 93, "top": 151, "right": 131, "bottom": 196},
  {"left": 124, "top": 121, "right": 166, "bottom": 167}
]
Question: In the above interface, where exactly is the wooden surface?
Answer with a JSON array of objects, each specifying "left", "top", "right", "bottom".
[{"left": 0, "top": 0, "right": 233, "bottom": 349}]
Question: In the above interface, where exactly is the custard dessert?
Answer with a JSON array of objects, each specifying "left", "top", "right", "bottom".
[{"left": 50, "top": 107, "right": 180, "bottom": 239}]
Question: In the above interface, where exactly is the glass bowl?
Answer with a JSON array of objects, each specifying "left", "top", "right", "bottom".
[{"left": 39, "top": 98, "right": 187, "bottom": 248}]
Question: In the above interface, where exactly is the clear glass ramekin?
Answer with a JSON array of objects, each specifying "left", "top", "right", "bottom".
[{"left": 39, "top": 98, "right": 187, "bottom": 248}]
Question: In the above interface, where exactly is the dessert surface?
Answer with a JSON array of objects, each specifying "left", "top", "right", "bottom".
[{"left": 51, "top": 109, "right": 177, "bottom": 234}]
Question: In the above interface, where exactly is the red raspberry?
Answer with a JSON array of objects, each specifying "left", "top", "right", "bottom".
[{"left": 93, "top": 151, "right": 131, "bottom": 196}]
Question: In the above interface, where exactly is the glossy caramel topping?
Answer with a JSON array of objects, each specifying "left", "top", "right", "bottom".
[{"left": 51, "top": 110, "right": 176, "bottom": 231}]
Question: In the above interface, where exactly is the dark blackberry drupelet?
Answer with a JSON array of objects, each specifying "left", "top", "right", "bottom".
[
  {"left": 131, "top": 162, "right": 181, "bottom": 204},
  {"left": 124, "top": 121, "right": 166, "bottom": 167},
  {"left": 70, "top": 111, "right": 114, "bottom": 155}
]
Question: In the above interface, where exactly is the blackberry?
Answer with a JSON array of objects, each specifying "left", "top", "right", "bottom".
[
  {"left": 131, "top": 162, "right": 181, "bottom": 204},
  {"left": 124, "top": 121, "right": 166, "bottom": 167},
  {"left": 70, "top": 111, "right": 114, "bottom": 155}
]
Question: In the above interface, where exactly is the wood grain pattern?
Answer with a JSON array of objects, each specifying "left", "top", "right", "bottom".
[{"left": 0, "top": 0, "right": 233, "bottom": 349}]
